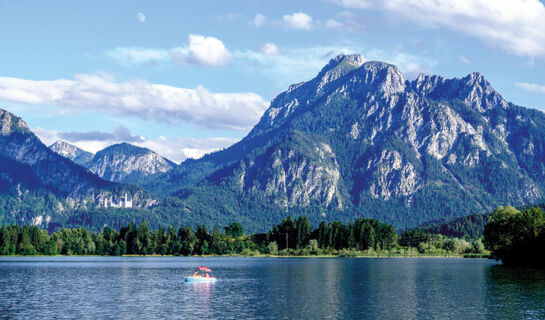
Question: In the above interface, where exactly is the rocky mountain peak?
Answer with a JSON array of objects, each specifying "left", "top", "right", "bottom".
[
  {"left": 88, "top": 142, "right": 175, "bottom": 184},
  {"left": 319, "top": 54, "right": 366, "bottom": 75},
  {"left": 0, "top": 109, "right": 30, "bottom": 136},
  {"left": 50, "top": 140, "right": 85, "bottom": 157},
  {"left": 315, "top": 54, "right": 366, "bottom": 90},
  {"left": 411, "top": 71, "right": 506, "bottom": 112},
  {"left": 353, "top": 61, "right": 406, "bottom": 95},
  {"left": 49, "top": 140, "right": 94, "bottom": 167}
]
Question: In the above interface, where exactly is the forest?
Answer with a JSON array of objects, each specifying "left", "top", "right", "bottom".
[{"left": 0, "top": 216, "right": 486, "bottom": 257}]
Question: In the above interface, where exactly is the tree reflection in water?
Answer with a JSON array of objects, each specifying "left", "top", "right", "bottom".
[{"left": 485, "top": 265, "right": 545, "bottom": 319}]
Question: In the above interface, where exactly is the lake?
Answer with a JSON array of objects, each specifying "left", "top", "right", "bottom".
[{"left": 1, "top": 257, "right": 545, "bottom": 319}]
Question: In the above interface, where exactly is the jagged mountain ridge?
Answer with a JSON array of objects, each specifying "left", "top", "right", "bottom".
[
  {"left": 49, "top": 140, "right": 93, "bottom": 167},
  {"left": 160, "top": 54, "right": 545, "bottom": 228}
]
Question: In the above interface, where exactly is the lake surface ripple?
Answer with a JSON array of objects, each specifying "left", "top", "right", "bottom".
[{"left": 1, "top": 257, "right": 544, "bottom": 319}]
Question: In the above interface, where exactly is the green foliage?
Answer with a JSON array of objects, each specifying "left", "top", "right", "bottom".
[
  {"left": 0, "top": 211, "right": 493, "bottom": 257},
  {"left": 224, "top": 222, "right": 244, "bottom": 237},
  {"left": 484, "top": 205, "right": 545, "bottom": 266},
  {"left": 267, "top": 241, "right": 278, "bottom": 255},
  {"left": 414, "top": 214, "right": 490, "bottom": 239}
]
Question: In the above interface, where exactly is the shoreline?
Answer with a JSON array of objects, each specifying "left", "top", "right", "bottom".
[{"left": 0, "top": 253, "right": 491, "bottom": 259}]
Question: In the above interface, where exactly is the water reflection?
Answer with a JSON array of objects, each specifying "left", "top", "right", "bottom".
[
  {"left": 485, "top": 265, "right": 545, "bottom": 319},
  {"left": 188, "top": 281, "right": 213, "bottom": 317}
]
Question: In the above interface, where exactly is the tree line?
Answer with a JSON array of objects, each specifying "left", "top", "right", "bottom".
[{"left": 0, "top": 215, "right": 488, "bottom": 256}]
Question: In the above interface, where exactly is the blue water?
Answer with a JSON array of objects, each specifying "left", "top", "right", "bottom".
[{"left": 1, "top": 257, "right": 544, "bottom": 319}]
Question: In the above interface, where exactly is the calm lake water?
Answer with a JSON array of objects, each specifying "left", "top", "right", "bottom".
[{"left": 1, "top": 257, "right": 545, "bottom": 319}]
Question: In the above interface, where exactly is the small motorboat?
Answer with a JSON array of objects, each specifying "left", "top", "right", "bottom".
[{"left": 185, "top": 266, "right": 217, "bottom": 282}]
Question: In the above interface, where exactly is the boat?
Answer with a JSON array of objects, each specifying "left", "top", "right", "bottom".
[{"left": 184, "top": 266, "right": 217, "bottom": 282}]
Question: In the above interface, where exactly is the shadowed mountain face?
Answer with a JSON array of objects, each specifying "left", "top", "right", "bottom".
[{"left": 157, "top": 54, "right": 545, "bottom": 228}]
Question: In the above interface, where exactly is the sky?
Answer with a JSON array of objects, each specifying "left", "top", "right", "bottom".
[{"left": 1, "top": 0, "right": 544, "bottom": 163}]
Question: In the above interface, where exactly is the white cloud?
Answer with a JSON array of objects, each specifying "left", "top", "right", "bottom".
[
  {"left": 327, "top": 0, "right": 371, "bottom": 9},
  {"left": 137, "top": 12, "right": 146, "bottom": 23},
  {"left": 105, "top": 34, "right": 230, "bottom": 67},
  {"left": 34, "top": 127, "right": 239, "bottom": 163},
  {"left": 458, "top": 55, "right": 472, "bottom": 64},
  {"left": 256, "top": 43, "right": 280, "bottom": 56},
  {"left": 282, "top": 12, "right": 313, "bottom": 30},
  {"left": 187, "top": 34, "right": 231, "bottom": 67},
  {"left": 516, "top": 82, "right": 545, "bottom": 94},
  {"left": 0, "top": 74, "right": 268, "bottom": 131},
  {"left": 253, "top": 14, "right": 266, "bottom": 27},
  {"left": 381, "top": 0, "right": 545, "bottom": 59}
]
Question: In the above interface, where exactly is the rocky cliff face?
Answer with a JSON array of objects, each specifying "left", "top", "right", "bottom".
[
  {"left": 87, "top": 143, "right": 175, "bottom": 184},
  {"left": 49, "top": 140, "right": 93, "bottom": 167},
  {"left": 169, "top": 54, "right": 545, "bottom": 228}
]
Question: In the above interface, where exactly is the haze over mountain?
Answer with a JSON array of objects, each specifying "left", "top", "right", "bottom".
[{"left": 151, "top": 54, "right": 545, "bottom": 229}]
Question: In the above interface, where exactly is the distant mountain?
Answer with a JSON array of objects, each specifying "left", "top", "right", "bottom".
[
  {"left": 48, "top": 140, "right": 175, "bottom": 185},
  {"left": 87, "top": 143, "right": 175, "bottom": 184},
  {"left": 154, "top": 54, "right": 545, "bottom": 229},
  {"left": 49, "top": 140, "right": 93, "bottom": 167},
  {"left": 0, "top": 109, "right": 156, "bottom": 227}
]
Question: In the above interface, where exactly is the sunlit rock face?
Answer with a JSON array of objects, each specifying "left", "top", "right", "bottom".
[
  {"left": 161, "top": 54, "right": 545, "bottom": 227},
  {"left": 87, "top": 143, "right": 175, "bottom": 184},
  {"left": 49, "top": 140, "right": 93, "bottom": 167}
]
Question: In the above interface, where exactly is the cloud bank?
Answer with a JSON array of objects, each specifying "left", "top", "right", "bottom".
[
  {"left": 382, "top": 0, "right": 545, "bottom": 58},
  {"left": 328, "top": 0, "right": 545, "bottom": 59},
  {"left": 0, "top": 73, "right": 268, "bottom": 131}
]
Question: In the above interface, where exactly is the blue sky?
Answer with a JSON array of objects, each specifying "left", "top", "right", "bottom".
[{"left": 1, "top": 0, "right": 544, "bottom": 162}]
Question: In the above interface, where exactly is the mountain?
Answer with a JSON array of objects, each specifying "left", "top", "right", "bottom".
[
  {"left": 86, "top": 143, "right": 175, "bottom": 184},
  {"left": 155, "top": 54, "right": 545, "bottom": 230},
  {"left": 49, "top": 140, "right": 93, "bottom": 167},
  {"left": 0, "top": 109, "right": 156, "bottom": 227},
  {"left": 48, "top": 140, "right": 175, "bottom": 185}
]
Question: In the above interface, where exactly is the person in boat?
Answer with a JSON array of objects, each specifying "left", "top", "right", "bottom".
[
  {"left": 192, "top": 270, "right": 201, "bottom": 277},
  {"left": 204, "top": 272, "right": 210, "bottom": 278}
]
